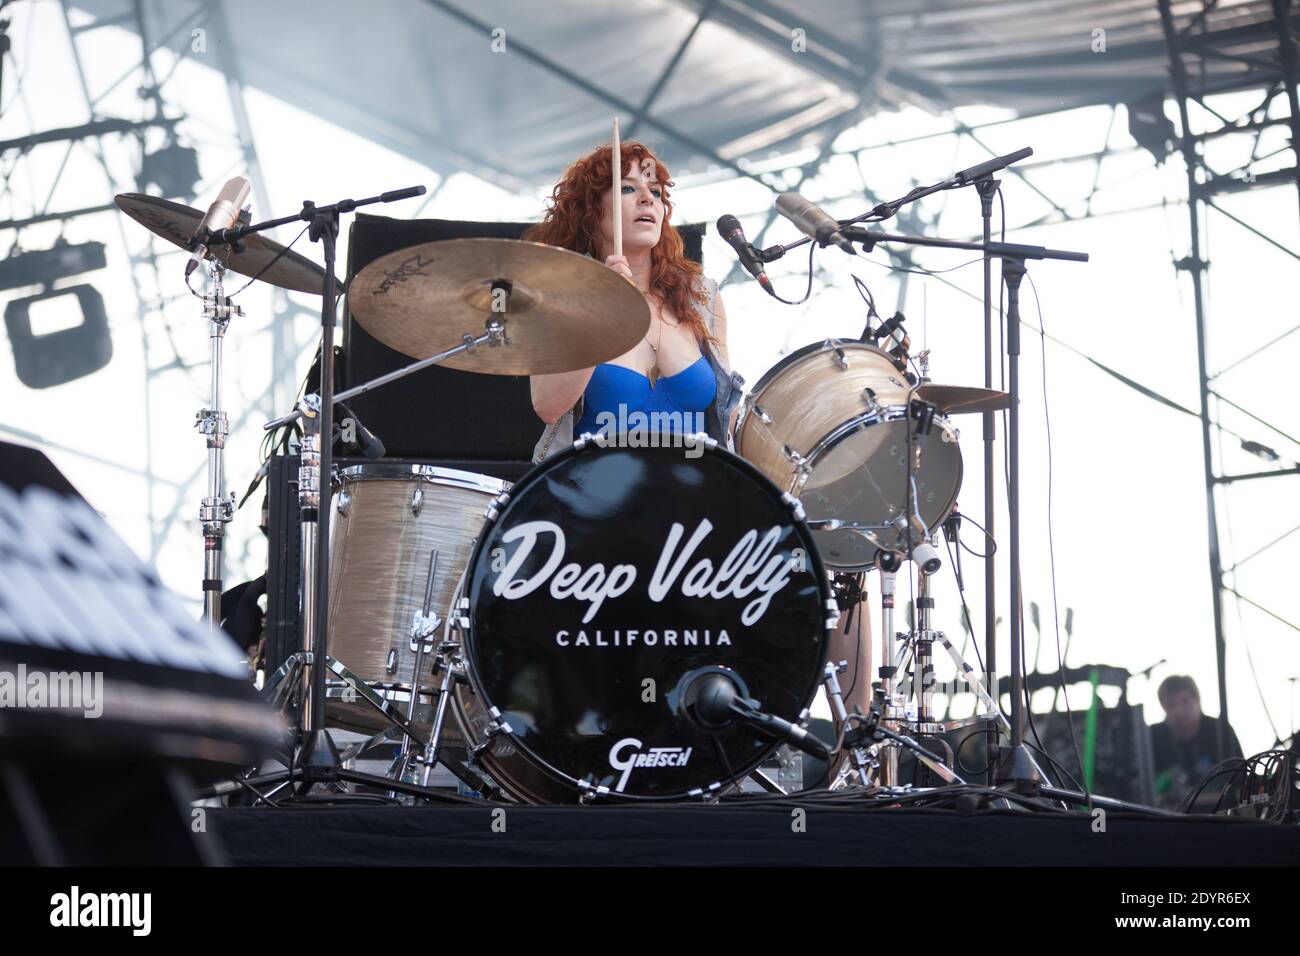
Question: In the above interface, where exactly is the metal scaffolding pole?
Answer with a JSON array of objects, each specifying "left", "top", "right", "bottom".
[{"left": 1159, "top": 0, "right": 1300, "bottom": 752}]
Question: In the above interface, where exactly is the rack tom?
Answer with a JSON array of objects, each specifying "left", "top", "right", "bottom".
[{"left": 734, "top": 339, "right": 962, "bottom": 570}]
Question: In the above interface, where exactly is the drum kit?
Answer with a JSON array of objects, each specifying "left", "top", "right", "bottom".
[{"left": 118, "top": 163, "right": 1076, "bottom": 806}]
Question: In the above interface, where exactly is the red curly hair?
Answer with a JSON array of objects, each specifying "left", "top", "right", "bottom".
[{"left": 523, "top": 140, "right": 714, "bottom": 345}]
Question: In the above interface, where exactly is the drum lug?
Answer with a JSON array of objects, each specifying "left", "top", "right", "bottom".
[
  {"left": 484, "top": 490, "right": 511, "bottom": 522},
  {"left": 687, "top": 782, "right": 721, "bottom": 802},
  {"left": 449, "top": 595, "right": 471, "bottom": 633},
  {"left": 577, "top": 781, "right": 611, "bottom": 804},
  {"left": 779, "top": 491, "right": 806, "bottom": 521},
  {"left": 829, "top": 344, "right": 849, "bottom": 370},
  {"left": 385, "top": 648, "right": 397, "bottom": 674},
  {"left": 748, "top": 400, "right": 772, "bottom": 425},
  {"left": 781, "top": 445, "right": 812, "bottom": 478},
  {"left": 860, "top": 387, "right": 881, "bottom": 416},
  {"left": 485, "top": 706, "right": 513, "bottom": 738},
  {"left": 335, "top": 488, "right": 351, "bottom": 516},
  {"left": 409, "top": 487, "right": 423, "bottom": 516}
]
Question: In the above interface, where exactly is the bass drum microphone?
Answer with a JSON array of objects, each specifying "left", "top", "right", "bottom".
[{"left": 676, "top": 665, "right": 830, "bottom": 761}]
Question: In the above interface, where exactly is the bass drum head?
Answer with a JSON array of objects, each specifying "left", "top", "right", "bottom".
[{"left": 464, "top": 440, "right": 832, "bottom": 800}]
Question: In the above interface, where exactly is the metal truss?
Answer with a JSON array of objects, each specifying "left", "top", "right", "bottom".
[
  {"left": 1157, "top": 0, "right": 1300, "bottom": 743},
  {"left": 681, "top": 2, "right": 1300, "bottom": 744},
  {"left": 1, "top": 0, "right": 323, "bottom": 581}
]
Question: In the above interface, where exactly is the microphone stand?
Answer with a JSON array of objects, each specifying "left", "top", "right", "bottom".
[
  {"left": 754, "top": 150, "right": 1038, "bottom": 789},
  {"left": 202, "top": 186, "right": 430, "bottom": 793},
  {"left": 976, "top": 176, "right": 1000, "bottom": 789},
  {"left": 833, "top": 224, "right": 1088, "bottom": 793}
]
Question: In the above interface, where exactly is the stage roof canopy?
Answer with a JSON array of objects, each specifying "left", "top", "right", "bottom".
[{"left": 75, "top": 0, "right": 1290, "bottom": 191}]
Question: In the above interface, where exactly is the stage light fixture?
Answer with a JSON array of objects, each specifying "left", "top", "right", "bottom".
[
  {"left": 0, "top": 240, "right": 106, "bottom": 292},
  {"left": 1126, "top": 93, "right": 1176, "bottom": 164},
  {"left": 4, "top": 284, "right": 112, "bottom": 388}
]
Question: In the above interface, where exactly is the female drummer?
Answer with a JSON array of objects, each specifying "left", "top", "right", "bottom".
[
  {"left": 526, "top": 140, "right": 742, "bottom": 455},
  {"left": 526, "top": 139, "right": 873, "bottom": 777}
]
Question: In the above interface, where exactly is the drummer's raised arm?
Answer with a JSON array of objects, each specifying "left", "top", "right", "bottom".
[{"left": 531, "top": 368, "right": 595, "bottom": 425}]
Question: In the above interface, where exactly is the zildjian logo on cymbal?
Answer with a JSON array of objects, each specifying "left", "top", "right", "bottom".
[{"left": 372, "top": 253, "right": 434, "bottom": 295}]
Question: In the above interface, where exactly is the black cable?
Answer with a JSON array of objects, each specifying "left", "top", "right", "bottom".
[
  {"left": 956, "top": 722, "right": 995, "bottom": 776},
  {"left": 1029, "top": 270, "right": 1088, "bottom": 806},
  {"left": 856, "top": 251, "right": 987, "bottom": 279},
  {"left": 228, "top": 225, "right": 311, "bottom": 297},
  {"left": 957, "top": 512, "right": 998, "bottom": 559},
  {"left": 1023, "top": 741, "right": 1087, "bottom": 796},
  {"left": 765, "top": 240, "right": 819, "bottom": 305}
]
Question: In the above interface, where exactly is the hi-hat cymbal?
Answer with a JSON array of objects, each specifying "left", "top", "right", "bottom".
[
  {"left": 348, "top": 238, "right": 650, "bottom": 375},
  {"left": 915, "top": 383, "right": 1011, "bottom": 415},
  {"left": 115, "top": 193, "right": 336, "bottom": 295}
]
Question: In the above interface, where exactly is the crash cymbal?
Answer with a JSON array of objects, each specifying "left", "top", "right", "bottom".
[
  {"left": 915, "top": 383, "right": 1011, "bottom": 415},
  {"left": 348, "top": 238, "right": 650, "bottom": 375},
  {"left": 115, "top": 193, "right": 336, "bottom": 295}
]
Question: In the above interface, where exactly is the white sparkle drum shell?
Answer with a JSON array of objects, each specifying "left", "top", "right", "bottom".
[
  {"left": 734, "top": 339, "right": 963, "bottom": 570},
  {"left": 325, "top": 463, "right": 506, "bottom": 734}
]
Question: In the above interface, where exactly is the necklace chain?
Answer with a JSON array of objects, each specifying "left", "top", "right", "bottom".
[{"left": 644, "top": 294, "right": 664, "bottom": 386}]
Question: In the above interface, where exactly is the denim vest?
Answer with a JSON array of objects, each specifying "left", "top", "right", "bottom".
[{"left": 532, "top": 275, "right": 744, "bottom": 463}]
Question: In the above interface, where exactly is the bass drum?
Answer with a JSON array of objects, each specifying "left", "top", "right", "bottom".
[
  {"left": 449, "top": 438, "right": 835, "bottom": 802},
  {"left": 734, "top": 339, "right": 963, "bottom": 571}
]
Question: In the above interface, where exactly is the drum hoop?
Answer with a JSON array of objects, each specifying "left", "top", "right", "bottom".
[
  {"left": 734, "top": 338, "right": 898, "bottom": 445},
  {"left": 799, "top": 404, "right": 914, "bottom": 480},
  {"left": 460, "top": 438, "right": 835, "bottom": 801},
  {"left": 745, "top": 337, "right": 896, "bottom": 401},
  {"left": 799, "top": 410, "right": 965, "bottom": 562},
  {"left": 334, "top": 461, "right": 509, "bottom": 496}
]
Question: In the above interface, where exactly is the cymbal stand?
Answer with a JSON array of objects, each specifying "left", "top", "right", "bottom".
[
  {"left": 390, "top": 549, "right": 441, "bottom": 789},
  {"left": 874, "top": 549, "right": 904, "bottom": 786},
  {"left": 822, "top": 661, "right": 875, "bottom": 786},
  {"left": 196, "top": 262, "right": 241, "bottom": 628}
]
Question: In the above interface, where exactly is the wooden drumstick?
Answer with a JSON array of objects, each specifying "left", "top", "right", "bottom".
[{"left": 611, "top": 117, "right": 622, "bottom": 259}]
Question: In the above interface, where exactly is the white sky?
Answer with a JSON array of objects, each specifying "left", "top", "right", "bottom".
[{"left": 2, "top": 2, "right": 1298, "bottom": 761}]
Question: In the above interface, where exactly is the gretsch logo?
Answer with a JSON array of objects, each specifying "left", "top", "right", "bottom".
[{"left": 490, "top": 518, "right": 796, "bottom": 625}]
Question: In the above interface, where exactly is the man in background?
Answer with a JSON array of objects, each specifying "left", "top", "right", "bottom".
[{"left": 1151, "top": 674, "right": 1243, "bottom": 811}]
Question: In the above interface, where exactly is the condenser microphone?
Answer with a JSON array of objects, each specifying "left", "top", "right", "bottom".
[
  {"left": 775, "top": 192, "right": 857, "bottom": 255},
  {"left": 185, "top": 176, "right": 251, "bottom": 278},
  {"left": 716, "top": 214, "right": 773, "bottom": 295}
]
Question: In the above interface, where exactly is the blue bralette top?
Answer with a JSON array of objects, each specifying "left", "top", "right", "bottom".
[{"left": 575, "top": 355, "right": 716, "bottom": 436}]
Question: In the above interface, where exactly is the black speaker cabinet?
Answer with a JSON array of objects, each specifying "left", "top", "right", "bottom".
[{"left": 341, "top": 213, "right": 705, "bottom": 481}]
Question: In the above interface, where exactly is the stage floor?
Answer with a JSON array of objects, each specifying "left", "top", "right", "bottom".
[{"left": 209, "top": 803, "right": 1298, "bottom": 867}]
